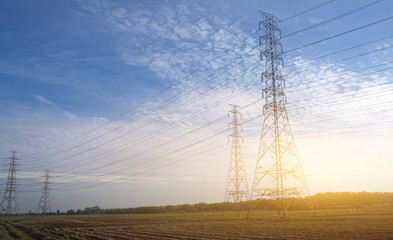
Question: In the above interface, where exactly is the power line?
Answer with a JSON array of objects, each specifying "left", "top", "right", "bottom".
[
  {"left": 20, "top": 26, "right": 260, "bottom": 160},
  {"left": 285, "top": 34, "right": 393, "bottom": 68},
  {"left": 50, "top": 112, "right": 267, "bottom": 191},
  {"left": 22, "top": 49, "right": 259, "bottom": 163},
  {"left": 280, "top": 0, "right": 336, "bottom": 22},
  {"left": 19, "top": 1, "right": 341, "bottom": 161},
  {"left": 45, "top": 105, "right": 265, "bottom": 188},
  {"left": 47, "top": 88, "right": 261, "bottom": 174},
  {"left": 285, "top": 44, "right": 393, "bottom": 78},
  {"left": 24, "top": 100, "right": 393, "bottom": 193},
  {"left": 26, "top": 49, "right": 393, "bottom": 169},
  {"left": 23, "top": 57, "right": 393, "bottom": 176},
  {"left": 283, "top": 0, "right": 384, "bottom": 38},
  {"left": 49, "top": 106, "right": 393, "bottom": 193},
  {"left": 50, "top": 89, "right": 393, "bottom": 192},
  {"left": 23, "top": 62, "right": 392, "bottom": 186},
  {"left": 284, "top": 14, "right": 393, "bottom": 54},
  {"left": 16, "top": 12, "right": 368, "bottom": 162},
  {"left": 22, "top": 57, "right": 260, "bottom": 168},
  {"left": 16, "top": 6, "right": 392, "bottom": 195}
]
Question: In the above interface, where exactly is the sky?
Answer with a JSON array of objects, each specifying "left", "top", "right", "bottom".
[{"left": 1, "top": 0, "right": 393, "bottom": 213}]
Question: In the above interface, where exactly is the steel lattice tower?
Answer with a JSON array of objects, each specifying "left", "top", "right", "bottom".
[
  {"left": 250, "top": 11, "right": 313, "bottom": 217},
  {"left": 37, "top": 170, "right": 52, "bottom": 214},
  {"left": 225, "top": 104, "right": 249, "bottom": 216},
  {"left": 0, "top": 151, "right": 20, "bottom": 217}
]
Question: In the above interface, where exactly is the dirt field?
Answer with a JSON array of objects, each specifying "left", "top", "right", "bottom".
[{"left": 1, "top": 207, "right": 393, "bottom": 239}]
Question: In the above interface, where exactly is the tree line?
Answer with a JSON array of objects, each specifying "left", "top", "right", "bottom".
[{"left": 64, "top": 192, "right": 393, "bottom": 215}]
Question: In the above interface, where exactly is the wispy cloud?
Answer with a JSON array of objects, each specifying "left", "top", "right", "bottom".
[
  {"left": 76, "top": 0, "right": 255, "bottom": 90},
  {"left": 65, "top": 111, "right": 77, "bottom": 120},
  {"left": 307, "top": 17, "right": 322, "bottom": 24},
  {"left": 32, "top": 94, "right": 58, "bottom": 107}
]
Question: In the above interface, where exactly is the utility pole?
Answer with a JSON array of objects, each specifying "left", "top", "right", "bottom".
[
  {"left": 0, "top": 151, "right": 20, "bottom": 217},
  {"left": 250, "top": 11, "right": 314, "bottom": 218},
  {"left": 225, "top": 104, "right": 249, "bottom": 217},
  {"left": 37, "top": 170, "right": 52, "bottom": 214}
]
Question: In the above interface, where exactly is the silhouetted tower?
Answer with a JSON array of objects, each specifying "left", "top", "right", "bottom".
[
  {"left": 225, "top": 104, "right": 249, "bottom": 216},
  {"left": 37, "top": 170, "right": 52, "bottom": 214},
  {"left": 250, "top": 11, "right": 313, "bottom": 217},
  {"left": 0, "top": 151, "right": 20, "bottom": 217}
]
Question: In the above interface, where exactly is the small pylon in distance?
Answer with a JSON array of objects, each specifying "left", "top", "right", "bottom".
[
  {"left": 225, "top": 104, "right": 250, "bottom": 216},
  {"left": 37, "top": 170, "right": 52, "bottom": 214}
]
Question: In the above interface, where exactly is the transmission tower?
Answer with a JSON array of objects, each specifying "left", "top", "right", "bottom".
[
  {"left": 225, "top": 104, "right": 249, "bottom": 216},
  {"left": 0, "top": 151, "right": 20, "bottom": 217},
  {"left": 250, "top": 11, "right": 313, "bottom": 217},
  {"left": 37, "top": 170, "right": 52, "bottom": 214}
]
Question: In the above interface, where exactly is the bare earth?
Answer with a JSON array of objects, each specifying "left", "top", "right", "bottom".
[{"left": 2, "top": 208, "right": 393, "bottom": 239}]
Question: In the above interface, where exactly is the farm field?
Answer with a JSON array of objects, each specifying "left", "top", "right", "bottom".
[{"left": 1, "top": 207, "right": 393, "bottom": 239}]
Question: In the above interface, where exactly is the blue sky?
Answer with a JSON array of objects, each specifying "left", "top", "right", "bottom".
[{"left": 1, "top": 0, "right": 393, "bottom": 212}]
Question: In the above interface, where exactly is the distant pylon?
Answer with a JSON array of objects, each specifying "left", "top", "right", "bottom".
[
  {"left": 0, "top": 151, "right": 20, "bottom": 217},
  {"left": 250, "top": 11, "right": 313, "bottom": 217},
  {"left": 37, "top": 170, "right": 52, "bottom": 214},
  {"left": 225, "top": 104, "right": 249, "bottom": 216}
]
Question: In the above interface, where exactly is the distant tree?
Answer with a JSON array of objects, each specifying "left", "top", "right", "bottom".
[
  {"left": 85, "top": 206, "right": 101, "bottom": 214},
  {"left": 180, "top": 204, "right": 195, "bottom": 212},
  {"left": 62, "top": 192, "right": 393, "bottom": 216},
  {"left": 76, "top": 209, "right": 84, "bottom": 214},
  {"left": 195, "top": 202, "right": 210, "bottom": 212},
  {"left": 66, "top": 209, "right": 75, "bottom": 215}
]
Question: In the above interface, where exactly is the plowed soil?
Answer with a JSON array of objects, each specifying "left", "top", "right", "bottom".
[{"left": 4, "top": 209, "right": 393, "bottom": 239}]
